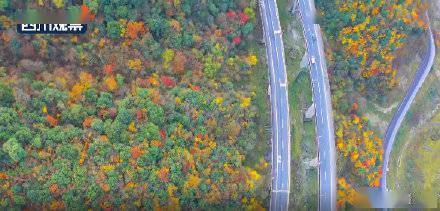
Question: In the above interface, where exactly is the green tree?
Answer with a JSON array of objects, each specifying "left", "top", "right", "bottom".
[
  {"left": 84, "top": 0, "right": 99, "bottom": 13},
  {"left": 136, "top": 122, "right": 160, "bottom": 141},
  {"left": 14, "top": 127, "right": 33, "bottom": 144},
  {"left": 84, "top": 88, "right": 98, "bottom": 104},
  {"left": 57, "top": 144, "right": 79, "bottom": 160},
  {"left": 0, "top": 83, "right": 14, "bottom": 107},
  {"left": 62, "top": 188, "right": 86, "bottom": 210},
  {"left": 2, "top": 138, "right": 26, "bottom": 162},
  {"left": 97, "top": 92, "right": 114, "bottom": 109},
  {"left": 50, "top": 158, "right": 72, "bottom": 188},
  {"left": 147, "top": 104, "right": 164, "bottom": 126},
  {"left": 91, "top": 118, "right": 104, "bottom": 133},
  {"left": 31, "top": 136, "right": 42, "bottom": 148},
  {"left": 40, "top": 87, "right": 68, "bottom": 107},
  {"left": 61, "top": 104, "right": 88, "bottom": 127},
  {"left": 106, "top": 21, "right": 122, "bottom": 39},
  {"left": 242, "top": 23, "right": 254, "bottom": 36},
  {"left": 148, "top": 17, "right": 169, "bottom": 40},
  {"left": 0, "top": 107, "right": 20, "bottom": 141},
  {"left": 116, "top": 5, "right": 129, "bottom": 19},
  {"left": 86, "top": 183, "right": 103, "bottom": 207},
  {"left": 0, "top": 0, "right": 7, "bottom": 12},
  {"left": 26, "top": 186, "right": 52, "bottom": 203}
]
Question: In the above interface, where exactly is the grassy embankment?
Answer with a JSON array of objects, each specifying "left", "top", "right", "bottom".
[
  {"left": 277, "top": 0, "right": 318, "bottom": 209},
  {"left": 246, "top": 6, "right": 277, "bottom": 206}
]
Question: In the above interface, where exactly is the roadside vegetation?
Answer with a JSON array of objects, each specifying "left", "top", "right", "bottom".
[
  {"left": 0, "top": 0, "right": 271, "bottom": 209},
  {"left": 390, "top": 107, "right": 440, "bottom": 207},
  {"left": 315, "top": 0, "right": 428, "bottom": 208},
  {"left": 389, "top": 51, "right": 440, "bottom": 193},
  {"left": 277, "top": 0, "right": 318, "bottom": 209},
  {"left": 387, "top": 2, "right": 440, "bottom": 206}
]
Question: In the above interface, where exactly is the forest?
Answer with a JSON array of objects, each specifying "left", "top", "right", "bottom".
[
  {"left": 316, "top": 0, "right": 427, "bottom": 208},
  {"left": 0, "top": 0, "right": 269, "bottom": 209}
]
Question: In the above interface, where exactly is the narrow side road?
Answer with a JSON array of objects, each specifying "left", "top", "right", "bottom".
[{"left": 381, "top": 14, "right": 436, "bottom": 191}]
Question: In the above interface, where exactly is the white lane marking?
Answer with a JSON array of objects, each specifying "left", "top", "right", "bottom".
[
  {"left": 308, "top": 0, "right": 314, "bottom": 14},
  {"left": 265, "top": 0, "right": 279, "bottom": 189},
  {"left": 316, "top": 78, "right": 321, "bottom": 89},
  {"left": 279, "top": 78, "right": 287, "bottom": 87},
  {"left": 263, "top": 0, "right": 292, "bottom": 207},
  {"left": 272, "top": 0, "right": 282, "bottom": 31},
  {"left": 261, "top": 0, "right": 279, "bottom": 191},
  {"left": 300, "top": 2, "right": 335, "bottom": 210},
  {"left": 263, "top": 1, "right": 290, "bottom": 208},
  {"left": 314, "top": 24, "right": 337, "bottom": 210},
  {"left": 272, "top": 190, "right": 290, "bottom": 193},
  {"left": 266, "top": 0, "right": 284, "bottom": 193}
]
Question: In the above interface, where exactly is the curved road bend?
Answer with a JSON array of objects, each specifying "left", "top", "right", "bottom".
[
  {"left": 298, "top": 0, "right": 337, "bottom": 210},
  {"left": 381, "top": 15, "right": 436, "bottom": 191},
  {"left": 259, "top": 0, "right": 291, "bottom": 210}
]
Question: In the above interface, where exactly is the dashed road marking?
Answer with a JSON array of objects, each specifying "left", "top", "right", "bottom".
[{"left": 272, "top": 189, "right": 290, "bottom": 193}]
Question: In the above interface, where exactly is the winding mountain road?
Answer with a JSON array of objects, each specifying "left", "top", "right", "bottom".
[
  {"left": 380, "top": 14, "right": 436, "bottom": 191},
  {"left": 259, "top": 0, "right": 291, "bottom": 210}
]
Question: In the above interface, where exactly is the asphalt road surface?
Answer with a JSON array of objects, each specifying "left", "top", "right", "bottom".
[
  {"left": 259, "top": 0, "right": 291, "bottom": 210},
  {"left": 298, "top": 0, "right": 337, "bottom": 210},
  {"left": 380, "top": 15, "right": 436, "bottom": 191}
]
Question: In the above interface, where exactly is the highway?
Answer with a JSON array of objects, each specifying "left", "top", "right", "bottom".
[
  {"left": 380, "top": 14, "right": 436, "bottom": 191},
  {"left": 258, "top": 0, "right": 291, "bottom": 210},
  {"left": 298, "top": 0, "right": 337, "bottom": 210}
]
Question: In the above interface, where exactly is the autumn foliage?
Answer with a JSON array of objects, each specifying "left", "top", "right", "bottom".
[
  {"left": 320, "top": 0, "right": 427, "bottom": 91},
  {"left": 346, "top": 1, "right": 423, "bottom": 80},
  {"left": 0, "top": 0, "right": 265, "bottom": 209},
  {"left": 335, "top": 105, "right": 383, "bottom": 187},
  {"left": 317, "top": 0, "right": 428, "bottom": 208},
  {"left": 46, "top": 115, "right": 58, "bottom": 126},
  {"left": 337, "top": 178, "right": 370, "bottom": 207},
  {"left": 125, "top": 21, "right": 146, "bottom": 40}
]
